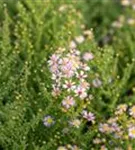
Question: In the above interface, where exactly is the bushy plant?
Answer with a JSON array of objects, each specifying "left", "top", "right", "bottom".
[{"left": 0, "top": 0, "right": 135, "bottom": 150}]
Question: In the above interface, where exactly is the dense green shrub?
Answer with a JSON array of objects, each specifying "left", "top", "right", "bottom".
[{"left": 0, "top": 0, "right": 135, "bottom": 149}]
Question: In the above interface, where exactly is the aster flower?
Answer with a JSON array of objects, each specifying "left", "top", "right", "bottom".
[
  {"left": 75, "top": 35, "right": 85, "bottom": 44},
  {"left": 62, "top": 96, "right": 75, "bottom": 109},
  {"left": 92, "top": 78, "right": 102, "bottom": 88},
  {"left": 115, "top": 104, "right": 127, "bottom": 115},
  {"left": 83, "top": 52, "right": 94, "bottom": 61},
  {"left": 127, "top": 18, "right": 135, "bottom": 25},
  {"left": 52, "top": 86, "right": 61, "bottom": 96},
  {"left": 93, "top": 138, "right": 101, "bottom": 144},
  {"left": 69, "top": 145, "right": 80, "bottom": 150},
  {"left": 69, "top": 49, "right": 80, "bottom": 56},
  {"left": 57, "top": 146, "right": 67, "bottom": 150},
  {"left": 69, "top": 41, "right": 77, "bottom": 49},
  {"left": 75, "top": 87, "right": 87, "bottom": 99},
  {"left": 83, "top": 30, "right": 93, "bottom": 36},
  {"left": 81, "top": 63, "right": 90, "bottom": 71},
  {"left": 61, "top": 66, "right": 74, "bottom": 78},
  {"left": 82, "top": 110, "right": 95, "bottom": 122},
  {"left": 58, "top": 5, "right": 67, "bottom": 12},
  {"left": 121, "top": 0, "right": 130, "bottom": 6},
  {"left": 50, "top": 64, "right": 59, "bottom": 73},
  {"left": 76, "top": 71, "right": 87, "bottom": 81},
  {"left": 63, "top": 80, "right": 76, "bottom": 91},
  {"left": 48, "top": 54, "right": 59, "bottom": 66},
  {"left": 129, "top": 105, "right": 135, "bottom": 118},
  {"left": 132, "top": 4, "right": 135, "bottom": 10},
  {"left": 69, "top": 119, "right": 81, "bottom": 128},
  {"left": 67, "top": 54, "right": 80, "bottom": 70},
  {"left": 99, "top": 123, "right": 110, "bottom": 133},
  {"left": 128, "top": 126, "right": 135, "bottom": 138},
  {"left": 79, "top": 81, "right": 90, "bottom": 90},
  {"left": 100, "top": 145, "right": 108, "bottom": 150},
  {"left": 43, "top": 115, "right": 55, "bottom": 127},
  {"left": 110, "top": 123, "right": 120, "bottom": 132},
  {"left": 112, "top": 21, "right": 123, "bottom": 28}
]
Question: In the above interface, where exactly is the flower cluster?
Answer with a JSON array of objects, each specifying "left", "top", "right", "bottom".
[
  {"left": 93, "top": 104, "right": 135, "bottom": 148},
  {"left": 48, "top": 47, "right": 94, "bottom": 105}
]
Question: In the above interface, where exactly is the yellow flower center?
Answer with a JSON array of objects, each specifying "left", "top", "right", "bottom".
[
  {"left": 131, "top": 129, "right": 135, "bottom": 135},
  {"left": 47, "top": 118, "right": 53, "bottom": 124}
]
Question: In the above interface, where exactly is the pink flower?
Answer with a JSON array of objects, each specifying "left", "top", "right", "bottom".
[
  {"left": 99, "top": 123, "right": 110, "bottom": 133},
  {"left": 76, "top": 71, "right": 87, "bottom": 81},
  {"left": 62, "top": 96, "right": 75, "bottom": 109},
  {"left": 83, "top": 52, "right": 94, "bottom": 61},
  {"left": 81, "top": 63, "right": 90, "bottom": 71},
  {"left": 111, "top": 123, "right": 120, "bottom": 132},
  {"left": 61, "top": 66, "right": 74, "bottom": 78},
  {"left": 50, "top": 64, "right": 59, "bottom": 73},
  {"left": 48, "top": 54, "right": 59, "bottom": 66},
  {"left": 63, "top": 80, "right": 76, "bottom": 91},
  {"left": 82, "top": 110, "right": 95, "bottom": 121},
  {"left": 69, "top": 41, "right": 77, "bottom": 49},
  {"left": 79, "top": 81, "right": 90, "bottom": 90},
  {"left": 52, "top": 87, "right": 61, "bottom": 96},
  {"left": 74, "top": 87, "right": 87, "bottom": 99},
  {"left": 128, "top": 126, "right": 135, "bottom": 138}
]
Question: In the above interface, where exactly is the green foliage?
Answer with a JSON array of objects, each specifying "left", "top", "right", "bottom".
[{"left": 0, "top": 0, "right": 135, "bottom": 150}]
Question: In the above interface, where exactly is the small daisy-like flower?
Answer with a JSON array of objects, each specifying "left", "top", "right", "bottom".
[
  {"left": 129, "top": 105, "right": 135, "bottom": 118},
  {"left": 92, "top": 78, "right": 102, "bottom": 88},
  {"left": 52, "top": 87, "right": 61, "bottom": 96},
  {"left": 79, "top": 81, "right": 90, "bottom": 90},
  {"left": 128, "top": 126, "right": 135, "bottom": 138},
  {"left": 112, "top": 21, "right": 123, "bottom": 28},
  {"left": 121, "top": 0, "right": 130, "bottom": 6},
  {"left": 75, "top": 35, "right": 85, "bottom": 44},
  {"left": 63, "top": 80, "right": 76, "bottom": 91},
  {"left": 62, "top": 96, "right": 75, "bottom": 109},
  {"left": 57, "top": 146, "right": 67, "bottom": 150},
  {"left": 76, "top": 71, "right": 87, "bottom": 81},
  {"left": 69, "top": 41, "right": 77, "bottom": 49},
  {"left": 82, "top": 110, "right": 95, "bottom": 122},
  {"left": 81, "top": 63, "right": 90, "bottom": 71},
  {"left": 83, "top": 30, "right": 93, "bottom": 36},
  {"left": 62, "top": 67, "right": 74, "bottom": 78},
  {"left": 71, "top": 49, "right": 81, "bottom": 56},
  {"left": 132, "top": 4, "right": 135, "bottom": 10},
  {"left": 69, "top": 119, "right": 81, "bottom": 128},
  {"left": 100, "top": 145, "right": 108, "bottom": 150},
  {"left": 75, "top": 87, "right": 87, "bottom": 99},
  {"left": 48, "top": 54, "right": 59, "bottom": 66},
  {"left": 99, "top": 123, "right": 110, "bottom": 133},
  {"left": 50, "top": 64, "right": 59, "bottom": 73},
  {"left": 58, "top": 5, "right": 67, "bottom": 12},
  {"left": 70, "top": 145, "right": 80, "bottom": 150},
  {"left": 93, "top": 138, "right": 101, "bottom": 144},
  {"left": 127, "top": 18, "right": 135, "bottom": 25},
  {"left": 43, "top": 115, "right": 55, "bottom": 127},
  {"left": 83, "top": 52, "right": 94, "bottom": 61},
  {"left": 115, "top": 104, "right": 127, "bottom": 115},
  {"left": 107, "top": 117, "right": 118, "bottom": 124},
  {"left": 111, "top": 123, "right": 120, "bottom": 132}
]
